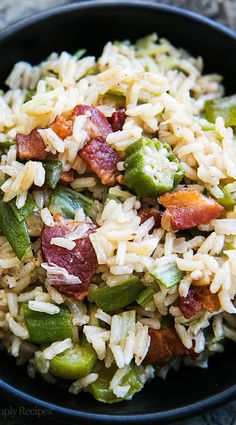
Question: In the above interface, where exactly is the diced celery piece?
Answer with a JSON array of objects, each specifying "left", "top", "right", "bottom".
[{"left": 150, "top": 263, "right": 184, "bottom": 289}]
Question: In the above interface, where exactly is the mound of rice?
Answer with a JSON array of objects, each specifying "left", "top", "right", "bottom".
[{"left": 0, "top": 33, "right": 236, "bottom": 403}]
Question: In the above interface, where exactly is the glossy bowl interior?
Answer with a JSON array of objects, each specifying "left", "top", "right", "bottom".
[{"left": 0, "top": 2, "right": 236, "bottom": 423}]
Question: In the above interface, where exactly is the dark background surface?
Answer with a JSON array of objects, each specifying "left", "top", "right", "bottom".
[{"left": 0, "top": 1, "right": 236, "bottom": 424}]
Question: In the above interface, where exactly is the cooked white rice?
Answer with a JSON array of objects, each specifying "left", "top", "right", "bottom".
[{"left": 0, "top": 32, "right": 236, "bottom": 404}]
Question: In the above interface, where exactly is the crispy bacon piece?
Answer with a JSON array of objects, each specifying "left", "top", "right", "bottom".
[
  {"left": 50, "top": 115, "right": 73, "bottom": 140},
  {"left": 41, "top": 221, "right": 97, "bottom": 301},
  {"left": 179, "top": 287, "right": 202, "bottom": 319},
  {"left": 110, "top": 109, "right": 126, "bottom": 132},
  {"left": 60, "top": 170, "right": 75, "bottom": 186},
  {"left": 138, "top": 208, "right": 162, "bottom": 231},
  {"left": 179, "top": 286, "right": 220, "bottom": 319},
  {"left": 79, "top": 137, "right": 120, "bottom": 186},
  {"left": 73, "top": 105, "right": 112, "bottom": 140},
  {"left": 197, "top": 286, "right": 220, "bottom": 313},
  {"left": 16, "top": 114, "right": 73, "bottom": 161},
  {"left": 144, "top": 327, "right": 189, "bottom": 365},
  {"left": 16, "top": 128, "right": 48, "bottom": 160},
  {"left": 159, "top": 190, "right": 224, "bottom": 230}
]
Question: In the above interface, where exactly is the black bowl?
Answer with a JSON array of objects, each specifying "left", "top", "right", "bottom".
[{"left": 0, "top": 2, "right": 236, "bottom": 423}]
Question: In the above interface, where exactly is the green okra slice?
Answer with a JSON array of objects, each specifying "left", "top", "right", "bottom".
[
  {"left": 89, "top": 363, "right": 144, "bottom": 403},
  {"left": 124, "top": 137, "right": 184, "bottom": 197},
  {"left": 88, "top": 277, "right": 144, "bottom": 312},
  {"left": 205, "top": 95, "right": 236, "bottom": 127},
  {"left": 0, "top": 196, "right": 32, "bottom": 261},
  {"left": 21, "top": 304, "right": 73, "bottom": 344},
  {"left": 49, "top": 343, "right": 97, "bottom": 379}
]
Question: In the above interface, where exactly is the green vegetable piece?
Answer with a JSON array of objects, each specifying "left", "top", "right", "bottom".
[
  {"left": 205, "top": 95, "right": 236, "bottom": 127},
  {"left": 26, "top": 212, "right": 43, "bottom": 237},
  {"left": 49, "top": 343, "right": 97, "bottom": 379},
  {"left": 42, "top": 160, "right": 62, "bottom": 190},
  {"left": 106, "top": 89, "right": 125, "bottom": 97},
  {"left": 88, "top": 277, "right": 144, "bottom": 312},
  {"left": 89, "top": 363, "right": 143, "bottom": 403},
  {"left": 74, "top": 49, "right": 87, "bottom": 59},
  {"left": 136, "top": 287, "right": 155, "bottom": 308},
  {"left": 24, "top": 90, "right": 36, "bottom": 102},
  {"left": 49, "top": 186, "right": 93, "bottom": 218},
  {"left": 150, "top": 263, "right": 184, "bottom": 289},
  {"left": 124, "top": 137, "right": 184, "bottom": 197},
  {"left": 9, "top": 194, "right": 38, "bottom": 222},
  {"left": 204, "top": 327, "right": 224, "bottom": 345},
  {"left": 105, "top": 186, "right": 133, "bottom": 205},
  {"left": 0, "top": 196, "right": 32, "bottom": 261},
  {"left": 21, "top": 304, "right": 73, "bottom": 344},
  {"left": 213, "top": 185, "right": 236, "bottom": 210},
  {"left": 0, "top": 140, "right": 16, "bottom": 150}
]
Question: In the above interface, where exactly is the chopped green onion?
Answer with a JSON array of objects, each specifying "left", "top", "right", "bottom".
[
  {"left": 9, "top": 194, "right": 38, "bottom": 222},
  {"left": 88, "top": 277, "right": 144, "bottom": 312},
  {"left": 150, "top": 263, "right": 184, "bottom": 289},
  {"left": 89, "top": 363, "right": 143, "bottom": 403},
  {"left": 42, "top": 159, "right": 62, "bottom": 190},
  {"left": 0, "top": 196, "right": 32, "bottom": 261},
  {"left": 136, "top": 287, "right": 155, "bottom": 308},
  {"left": 49, "top": 343, "right": 97, "bottom": 379},
  {"left": 21, "top": 304, "right": 73, "bottom": 344},
  {"left": 49, "top": 186, "right": 93, "bottom": 218}
]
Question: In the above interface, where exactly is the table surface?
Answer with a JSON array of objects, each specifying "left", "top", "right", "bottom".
[{"left": 0, "top": 0, "right": 236, "bottom": 424}]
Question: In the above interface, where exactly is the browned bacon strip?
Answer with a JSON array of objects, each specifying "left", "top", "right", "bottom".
[
  {"left": 79, "top": 137, "right": 120, "bottom": 186},
  {"left": 144, "top": 327, "right": 188, "bottom": 365},
  {"left": 179, "top": 286, "right": 220, "bottom": 319},
  {"left": 16, "top": 128, "right": 48, "bottom": 160},
  {"left": 159, "top": 190, "right": 224, "bottom": 230},
  {"left": 110, "top": 109, "right": 126, "bottom": 132},
  {"left": 178, "top": 287, "right": 202, "bottom": 319},
  {"left": 73, "top": 105, "right": 112, "bottom": 140},
  {"left": 138, "top": 208, "right": 162, "bottom": 231},
  {"left": 49, "top": 115, "right": 73, "bottom": 140},
  {"left": 16, "top": 114, "right": 73, "bottom": 161},
  {"left": 200, "top": 286, "right": 220, "bottom": 313},
  {"left": 41, "top": 220, "right": 97, "bottom": 301}
]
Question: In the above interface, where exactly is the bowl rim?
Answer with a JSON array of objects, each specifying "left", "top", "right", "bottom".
[
  {"left": 0, "top": 0, "right": 235, "bottom": 42},
  {"left": 0, "top": 0, "right": 236, "bottom": 422}
]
